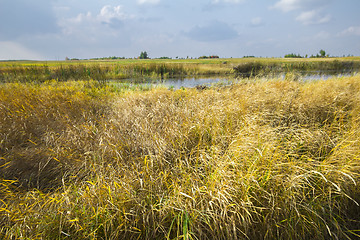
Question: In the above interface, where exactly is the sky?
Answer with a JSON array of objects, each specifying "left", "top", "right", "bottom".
[{"left": 0, "top": 0, "right": 360, "bottom": 60}]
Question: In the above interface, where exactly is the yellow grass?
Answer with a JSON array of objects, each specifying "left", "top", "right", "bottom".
[{"left": 0, "top": 75, "right": 360, "bottom": 239}]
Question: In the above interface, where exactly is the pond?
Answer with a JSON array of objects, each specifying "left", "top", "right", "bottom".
[
  {"left": 109, "top": 72, "right": 357, "bottom": 90},
  {"left": 108, "top": 77, "right": 234, "bottom": 90},
  {"left": 156, "top": 77, "right": 234, "bottom": 89}
]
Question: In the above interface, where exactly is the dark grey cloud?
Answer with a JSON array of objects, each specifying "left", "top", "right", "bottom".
[
  {"left": 186, "top": 21, "right": 238, "bottom": 42},
  {"left": 0, "top": 0, "right": 59, "bottom": 40}
]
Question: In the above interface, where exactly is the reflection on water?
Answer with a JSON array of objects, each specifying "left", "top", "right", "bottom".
[
  {"left": 110, "top": 72, "right": 357, "bottom": 90},
  {"left": 109, "top": 77, "right": 234, "bottom": 90},
  {"left": 158, "top": 78, "right": 233, "bottom": 89}
]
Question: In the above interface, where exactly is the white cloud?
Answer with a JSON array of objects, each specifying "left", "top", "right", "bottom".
[
  {"left": 339, "top": 26, "right": 360, "bottom": 36},
  {"left": 272, "top": 0, "right": 331, "bottom": 25},
  {"left": 272, "top": 0, "right": 303, "bottom": 12},
  {"left": 271, "top": 0, "right": 329, "bottom": 12},
  {"left": 296, "top": 10, "right": 316, "bottom": 22},
  {"left": 212, "top": 0, "right": 245, "bottom": 3},
  {"left": 296, "top": 10, "right": 331, "bottom": 25},
  {"left": 71, "top": 12, "right": 92, "bottom": 24},
  {"left": 203, "top": 0, "right": 245, "bottom": 11},
  {"left": 137, "top": 0, "right": 161, "bottom": 5},
  {"left": 98, "top": 5, "right": 128, "bottom": 24},
  {"left": 59, "top": 5, "right": 134, "bottom": 36}
]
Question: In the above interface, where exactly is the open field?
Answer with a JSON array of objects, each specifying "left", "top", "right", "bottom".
[
  {"left": 1, "top": 57, "right": 360, "bottom": 83},
  {"left": 1, "top": 68, "right": 360, "bottom": 239}
]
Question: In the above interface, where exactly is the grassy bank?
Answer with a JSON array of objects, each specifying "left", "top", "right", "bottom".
[
  {"left": 1, "top": 57, "right": 360, "bottom": 83},
  {"left": 0, "top": 59, "right": 232, "bottom": 83},
  {"left": 1, "top": 75, "right": 360, "bottom": 239},
  {"left": 233, "top": 58, "right": 360, "bottom": 77}
]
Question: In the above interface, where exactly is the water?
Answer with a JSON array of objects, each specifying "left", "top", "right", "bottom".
[
  {"left": 163, "top": 73, "right": 356, "bottom": 88},
  {"left": 108, "top": 77, "right": 234, "bottom": 90},
  {"left": 157, "top": 77, "right": 233, "bottom": 89},
  {"left": 109, "top": 72, "right": 357, "bottom": 90}
]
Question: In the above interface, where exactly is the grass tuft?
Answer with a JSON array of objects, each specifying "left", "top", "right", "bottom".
[{"left": 1, "top": 75, "right": 360, "bottom": 239}]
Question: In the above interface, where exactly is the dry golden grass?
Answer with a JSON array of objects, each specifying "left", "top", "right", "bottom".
[{"left": 0, "top": 75, "right": 360, "bottom": 239}]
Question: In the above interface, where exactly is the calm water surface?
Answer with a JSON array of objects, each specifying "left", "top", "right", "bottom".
[{"left": 110, "top": 72, "right": 357, "bottom": 90}]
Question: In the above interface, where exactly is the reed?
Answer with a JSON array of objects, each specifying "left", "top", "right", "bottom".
[
  {"left": 0, "top": 75, "right": 360, "bottom": 239},
  {"left": 0, "top": 61, "right": 231, "bottom": 83},
  {"left": 1, "top": 58, "right": 360, "bottom": 84},
  {"left": 233, "top": 59, "right": 360, "bottom": 77}
]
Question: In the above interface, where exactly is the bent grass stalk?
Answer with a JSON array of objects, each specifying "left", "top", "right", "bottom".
[{"left": 0, "top": 75, "right": 360, "bottom": 239}]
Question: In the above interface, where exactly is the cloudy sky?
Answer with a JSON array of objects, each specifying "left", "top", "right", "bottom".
[{"left": 0, "top": 0, "right": 359, "bottom": 60}]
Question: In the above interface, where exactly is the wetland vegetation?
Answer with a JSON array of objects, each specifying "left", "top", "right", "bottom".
[
  {"left": 1, "top": 57, "right": 360, "bottom": 239},
  {"left": 1, "top": 57, "right": 359, "bottom": 83}
]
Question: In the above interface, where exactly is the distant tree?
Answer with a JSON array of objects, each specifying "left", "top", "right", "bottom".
[
  {"left": 319, "top": 49, "right": 326, "bottom": 58},
  {"left": 139, "top": 51, "right": 149, "bottom": 59},
  {"left": 284, "top": 53, "right": 302, "bottom": 58},
  {"left": 198, "top": 55, "right": 219, "bottom": 59},
  {"left": 88, "top": 56, "right": 125, "bottom": 60},
  {"left": 309, "top": 50, "right": 327, "bottom": 58}
]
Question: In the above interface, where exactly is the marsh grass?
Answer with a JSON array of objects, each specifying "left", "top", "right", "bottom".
[
  {"left": 0, "top": 61, "right": 231, "bottom": 84},
  {"left": 233, "top": 59, "right": 360, "bottom": 78},
  {"left": 0, "top": 75, "right": 360, "bottom": 239},
  {"left": 1, "top": 58, "right": 359, "bottom": 84}
]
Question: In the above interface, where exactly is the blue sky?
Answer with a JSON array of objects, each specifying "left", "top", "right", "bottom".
[{"left": 0, "top": 0, "right": 359, "bottom": 60}]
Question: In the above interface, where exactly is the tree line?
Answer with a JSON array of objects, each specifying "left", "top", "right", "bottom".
[{"left": 285, "top": 50, "right": 328, "bottom": 58}]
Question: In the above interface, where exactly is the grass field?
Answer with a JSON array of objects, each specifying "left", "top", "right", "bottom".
[
  {"left": 1, "top": 57, "right": 360, "bottom": 83},
  {"left": 0, "top": 59, "right": 360, "bottom": 239}
]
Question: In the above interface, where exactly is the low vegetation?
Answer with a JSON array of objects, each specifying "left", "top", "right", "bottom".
[
  {"left": 233, "top": 59, "right": 360, "bottom": 77},
  {"left": 285, "top": 50, "right": 328, "bottom": 58},
  {"left": 1, "top": 72, "right": 360, "bottom": 239},
  {"left": 0, "top": 61, "right": 230, "bottom": 83},
  {"left": 2, "top": 57, "right": 359, "bottom": 83},
  {"left": 284, "top": 53, "right": 303, "bottom": 58}
]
